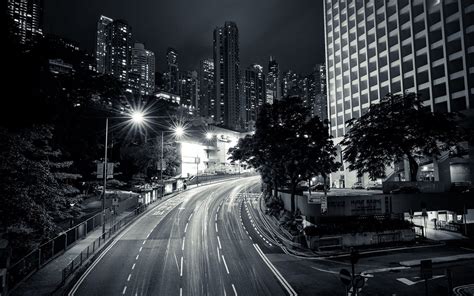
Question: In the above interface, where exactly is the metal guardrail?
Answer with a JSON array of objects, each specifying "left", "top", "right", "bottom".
[{"left": 7, "top": 212, "right": 103, "bottom": 290}]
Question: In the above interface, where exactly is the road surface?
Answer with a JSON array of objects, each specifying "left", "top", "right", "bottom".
[{"left": 69, "top": 176, "right": 292, "bottom": 296}]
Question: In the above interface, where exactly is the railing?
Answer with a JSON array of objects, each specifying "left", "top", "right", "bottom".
[
  {"left": 7, "top": 212, "right": 103, "bottom": 290},
  {"left": 61, "top": 205, "right": 147, "bottom": 283}
]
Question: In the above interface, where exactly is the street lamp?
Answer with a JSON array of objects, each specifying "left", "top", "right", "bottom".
[
  {"left": 101, "top": 110, "right": 144, "bottom": 239},
  {"left": 158, "top": 125, "right": 185, "bottom": 198}
]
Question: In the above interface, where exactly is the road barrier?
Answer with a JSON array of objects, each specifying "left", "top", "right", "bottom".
[{"left": 7, "top": 212, "right": 103, "bottom": 291}]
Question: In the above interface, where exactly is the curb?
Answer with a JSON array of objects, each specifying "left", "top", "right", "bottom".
[{"left": 399, "top": 253, "right": 474, "bottom": 267}]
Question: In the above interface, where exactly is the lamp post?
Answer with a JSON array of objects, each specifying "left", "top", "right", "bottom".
[
  {"left": 159, "top": 126, "right": 184, "bottom": 198},
  {"left": 101, "top": 111, "right": 144, "bottom": 239},
  {"left": 101, "top": 118, "right": 109, "bottom": 239}
]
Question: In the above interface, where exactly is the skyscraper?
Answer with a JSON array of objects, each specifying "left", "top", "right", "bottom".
[
  {"left": 166, "top": 47, "right": 179, "bottom": 94},
  {"left": 95, "top": 15, "right": 113, "bottom": 74},
  {"left": 324, "top": 0, "right": 474, "bottom": 187},
  {"left": 324, "top": 0, "right": 473, "bottom": 140},
  {"left": 244, "top": 64, "right": 266, "bottom": 128},
  {"left": 105, "top": 20, "right": 132, "bottom": 82},
  {"left": 213, "top": 21, "right": 241, "bottom": 130},
  {"left": 199, "top": 59, "right": 215, "bottom": 118},
  {"left": 281, "top": 70, "right": 301, "bottom": 98},
  {"left": 130, "top": 43, "right": 155, "bottom": 95},
  {"left": 313, "top": 64, "right": 327, "bottom": 120},
  {"left": 179, "top": 70, "right": 199, "bottom": 110},
  {"left": 7, "top": 0, "right": 44, "bottom": 45},
  {"left": 266, "top": 56, "right": 281, "bottom": 104}
]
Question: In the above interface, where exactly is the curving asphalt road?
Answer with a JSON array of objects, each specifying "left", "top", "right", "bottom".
[{"left": 69, "top": 176, "right": 291, "bottom": 296}]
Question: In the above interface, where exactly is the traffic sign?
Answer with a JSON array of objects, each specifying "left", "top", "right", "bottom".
[
  {"left": 354, "top": 275, "right": 365, "bottom": 289},
  {"left": 420, "top": 259, "right": 433, "bottom": 279},
  {"left": 339, "top": 268, "right": 352, "bottom": 286}
]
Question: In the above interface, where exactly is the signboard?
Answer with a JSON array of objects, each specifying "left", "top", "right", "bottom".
[
  {"left": 112, "top": 198, "right": 119, "bottom": 206},
  {"left": 157, "top": 160, "right": 166, "bottom": 170},
  {"left": 195, "top": 157, "right": 201, "bottom": 164},
  {"left": 321, "top": 195, "right": 328, "bottom": 213},
  {"left": 339, "top": 269, "right": 352, "bottom": 286},
  {"left": 420, "top": 259, "right": 433, "bottom": 279},
  {"left": 97, "top": 162, "right": 114, "bottom": 179}
]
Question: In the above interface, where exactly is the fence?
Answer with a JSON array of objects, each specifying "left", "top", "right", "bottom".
[
  {"left": 7, "top": 212, "right": 104, "bottom": 290},
  {"left": 61, "top": 205, "right": 146, "bottom": 283}
]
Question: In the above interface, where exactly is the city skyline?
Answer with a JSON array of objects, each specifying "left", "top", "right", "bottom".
[{"left": 43, "top": 0, "right": 324, "bottom": 75}]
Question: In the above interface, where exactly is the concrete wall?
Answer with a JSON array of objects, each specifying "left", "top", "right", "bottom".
[
  {"left": 306, "top": 229, "right": 415, "bottom": 249},
  {"left": 279, "top": 192, "right": 321, "bottom": 223}
]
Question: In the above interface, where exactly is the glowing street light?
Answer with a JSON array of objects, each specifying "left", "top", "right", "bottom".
[
  {"left": 205, "top": 132, "right": 213, "bottom": 140},
  {"left": 174, "top": 126, "right": 184, "bottom": 137},
  {"left": 101, "top": 110, "right": 145, "bottom": 239},
  {"left": 131, "top": 110, "right": 144, "bottom": 124}
]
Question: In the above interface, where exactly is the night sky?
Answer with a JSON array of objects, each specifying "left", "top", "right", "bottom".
[{"left": 44, "top": 0, "right": 324, "bottom": 75}]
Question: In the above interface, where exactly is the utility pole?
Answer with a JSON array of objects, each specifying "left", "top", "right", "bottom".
[
  {"left": 102, "top": 118, "right": 109, "bottom": 239},
  {"left": 160, "top": 131, "right": 164, "bottom": 198}
]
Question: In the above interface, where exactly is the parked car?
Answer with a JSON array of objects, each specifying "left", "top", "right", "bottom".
[
  {"left": 366, "top": 182, "right": 382, "bottom": 190},
  {"left": 351, "top": 182, "right": 364, "bottom": 189},
  {"left": 311, "top": 183, "right": 330, "bottom": 191},
  {"left": 390, "top": 186, "right": 420, "bottom": 194}
]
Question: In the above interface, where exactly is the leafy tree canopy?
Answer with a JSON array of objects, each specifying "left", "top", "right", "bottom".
[{"left": 341, "top": 93, "right": 466, "bottom": 181}]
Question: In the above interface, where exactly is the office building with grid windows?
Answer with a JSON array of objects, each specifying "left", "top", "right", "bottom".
[{"left": 324, "top": 0, "right": 474, "bottom": 188}]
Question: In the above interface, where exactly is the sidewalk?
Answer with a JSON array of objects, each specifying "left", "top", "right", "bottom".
[{"left": 10, "top": 208, "right": 135, "bottom": 296}]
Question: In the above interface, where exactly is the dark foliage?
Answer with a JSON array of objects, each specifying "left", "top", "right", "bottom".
[{"left": 341, "top": 93, "right": 467, "bottom": 181}]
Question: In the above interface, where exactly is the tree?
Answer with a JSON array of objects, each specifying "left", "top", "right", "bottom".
[
  {"left": 341, "top": 93, "right": 466, "bottom": 181},
  {"left": 119, "top": 137, "right": 181, "bottom": 181},
  {"left": 230, "top": 97, "right": 339, "bottom": 212},
  {"left": 0, "top": 126, "right": 81, "bottom": 255}
]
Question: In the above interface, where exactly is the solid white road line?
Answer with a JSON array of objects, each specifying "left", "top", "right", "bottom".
[
  {"left": 221, "top": 255, "right": 230, "bottom": 274},
  {"left": 253, "top": 244, "right": 297, "bottom": 296},
  {"left": 217, "top": 236, "right": 222, "bottom": 249},
  {"left": 122, "top": 286, "right": 127, "bottom": 294},
  {"left": 232, "top": 284, "right": 238, "bottom": 296},
  {"left": 180, "top": 256, "right": 184, "bottom": 277},
  {"left": 182, "top": 237, "right": 186, "bottom": 251}
]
